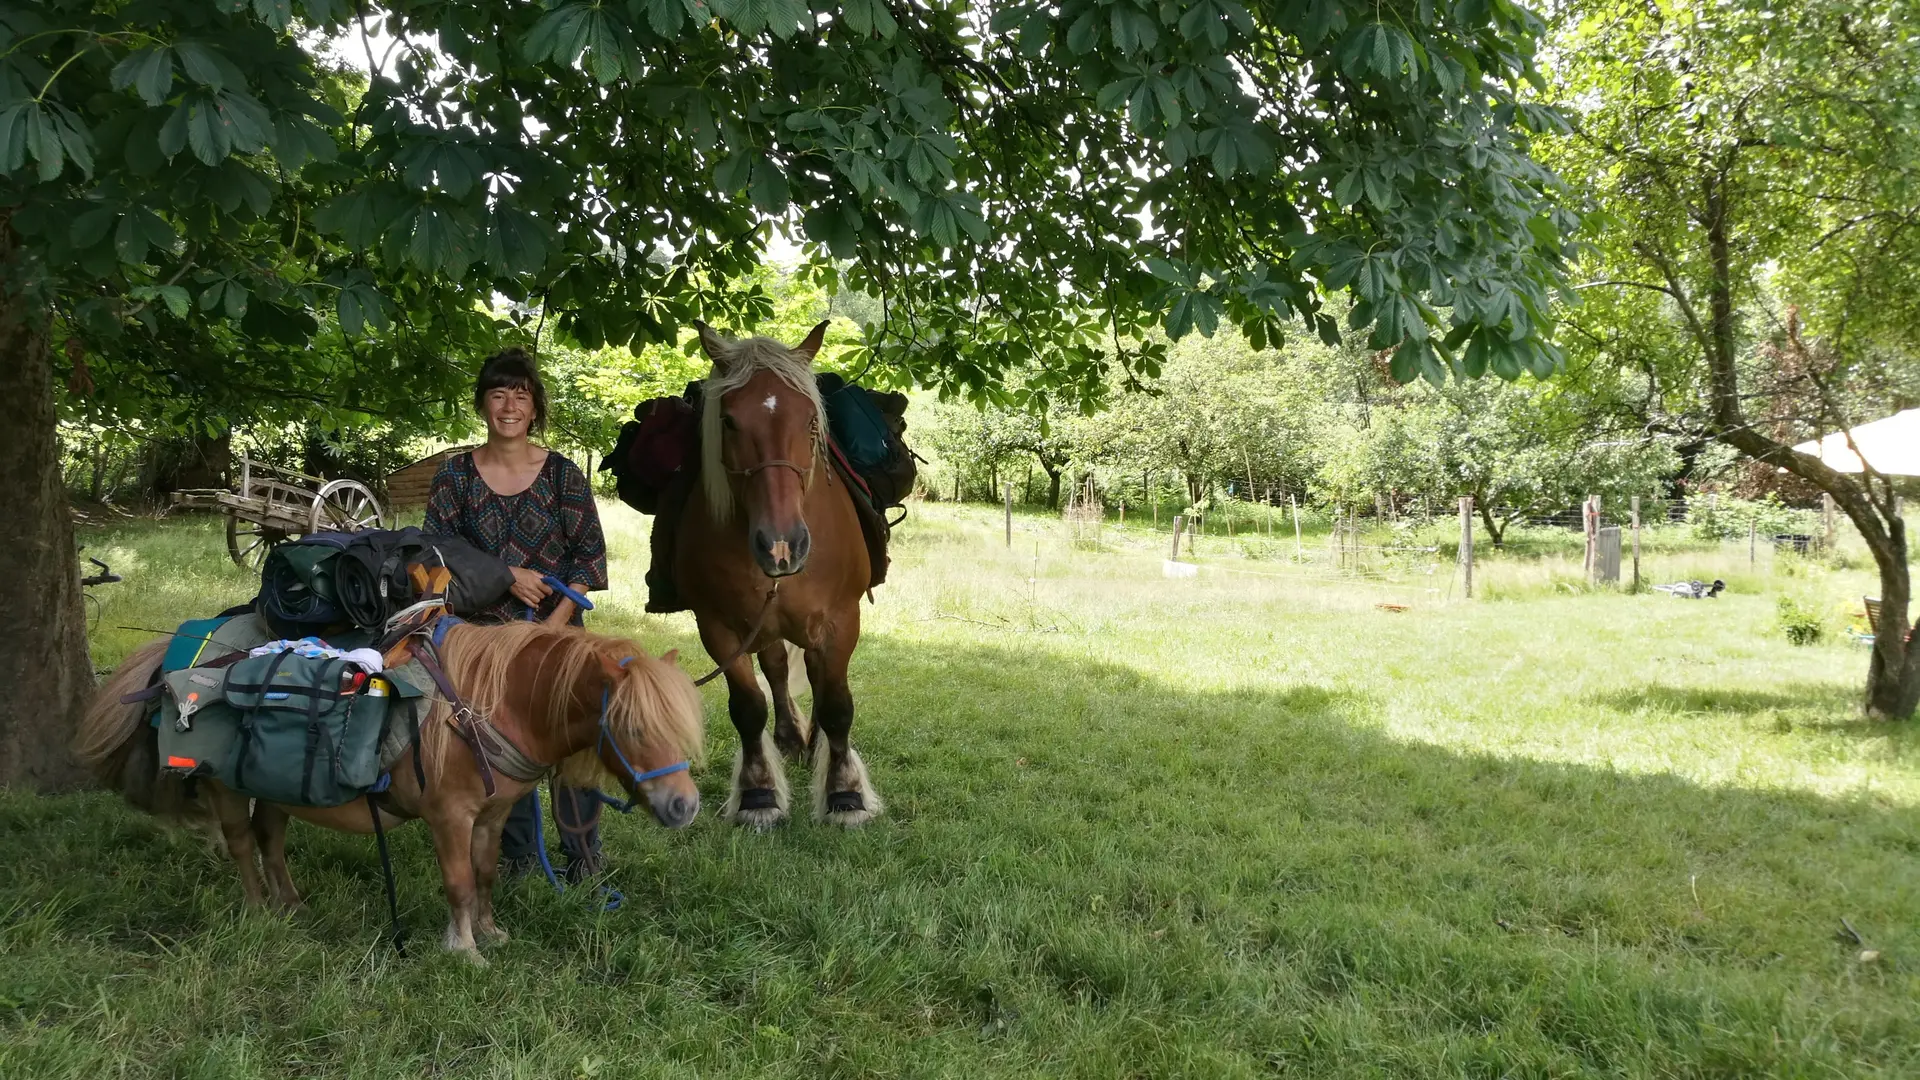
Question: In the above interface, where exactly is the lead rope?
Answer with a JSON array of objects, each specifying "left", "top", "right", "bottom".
[
  {"left": 692, "top": 581, "right": 780, "bottom": 686},
  {"left": 366, "top": 791, "right": 408, "bottom": 955}
]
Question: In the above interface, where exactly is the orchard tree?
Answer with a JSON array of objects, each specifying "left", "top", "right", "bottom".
[
  {"left": 3, "top": 0, "right": 1572, "bottom": 788},
  {"left": 1546, "top": 0, "right": 1920, "bottom": 717}
]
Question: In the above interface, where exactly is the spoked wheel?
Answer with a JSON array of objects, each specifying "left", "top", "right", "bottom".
[
  {"left": 228, "top": 514, "right": 288, "bottom": 571},
  {"left": 310, "top": 478, "right": 389, "bottom": 534}
]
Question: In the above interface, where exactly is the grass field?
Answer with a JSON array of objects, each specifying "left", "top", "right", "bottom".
[{"left": 4, "top": 501, "right": 1917, "bottom": 1077}]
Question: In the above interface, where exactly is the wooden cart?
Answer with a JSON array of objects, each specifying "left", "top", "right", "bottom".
[{"left": 170, "top": 455, "right": 392, "bottom": 570}]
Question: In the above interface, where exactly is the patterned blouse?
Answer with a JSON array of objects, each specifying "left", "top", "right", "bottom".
[{"left": 424, "top": 450, "right": 608, "bottom": 625}]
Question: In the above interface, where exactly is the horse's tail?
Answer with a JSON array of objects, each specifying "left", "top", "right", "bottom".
[{"left": 72, "top": 640, "right": 208, "bottom": 825}]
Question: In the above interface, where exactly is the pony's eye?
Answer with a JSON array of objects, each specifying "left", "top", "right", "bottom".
[{"left": 721, "top": 413, "right": 738, "bottom": 431}]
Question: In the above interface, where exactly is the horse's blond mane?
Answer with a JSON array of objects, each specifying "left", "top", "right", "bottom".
[
  {"left": 699, "top": 334, "right": 824, "bottom": 521},
  {"left": 431, "top": 622, "right": 704, "bottom": 788}
]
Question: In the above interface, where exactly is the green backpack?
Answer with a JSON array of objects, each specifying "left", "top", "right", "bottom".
[{"left": 159, "top": 648, "right": 422, "bottom": 807}]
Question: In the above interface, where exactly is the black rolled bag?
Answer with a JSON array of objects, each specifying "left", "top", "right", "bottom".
[{"left": 258, "top": 527, "right": 514, "bottom": 636}]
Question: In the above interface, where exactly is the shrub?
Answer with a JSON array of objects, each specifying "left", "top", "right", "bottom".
[{"left": 1775, "top": 595, "right": 1825, "bottom": 646}]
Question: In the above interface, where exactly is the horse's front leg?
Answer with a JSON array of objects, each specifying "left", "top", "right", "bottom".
[
  {"left": 250, "top": 801, "right": 301, "bottom": 912},
  {"left": 806, "top": 613, "right": 883, "bottom": 827},
  {"left": 704, "top": 622, "right": 787, "bottom": 829},
  {"left": 470, "top": 803, "right": 511, "bottom": 946},
  {"left": 424, "top": 805, "right": 485, "bottom": 963},
  {"left": 760, "top": 643, "right": 811, "bottom": 762},
  {"left": 206, "top": 783, "right": 270, "bottom": 906}
]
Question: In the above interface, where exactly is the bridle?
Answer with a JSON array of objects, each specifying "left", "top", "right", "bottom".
[
  {"left": 594, "top": 656, "right": 690, "bottom": 811},
  {"left": 724, "top": 415, "right": 825, "bottom": 491}
]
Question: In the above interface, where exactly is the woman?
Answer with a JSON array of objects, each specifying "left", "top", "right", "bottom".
[{"left": 425, "top": 347, "right": 612, "bottom": 882}]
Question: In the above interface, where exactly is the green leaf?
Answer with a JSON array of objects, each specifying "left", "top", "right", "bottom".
[
  {"left": 252, "top": 0, "right": 293, "bottom": 31},
  {"left": 584, "top": 10, "right": 625, "bottom": 84},
  {"left": 314, "top": 191, "right": 382, "bottom": 250},
  {"left": 223, "top": 281, "right": 249, "bottom": 320},
  {"left": 187, "top": 98, "right": 232, "bottom": 165},
  {"left": 199, "top": 280, "right": 225, "bottom": 311},
  {"left": 174, "top": 42, "right": 228, "bottom": 92},
  {"left": 114, "top": 213, "right": 150, "bottom": 264},
  {"left": 749, "top": 157, "right": 790, "bottom": 213},
  {"left": 214, "top": 91, "right": 272, "bottom": 155},
  {"left": 158, "top": 101, "right": 191, "bottom": 159},
  {"left": 111, "top": 48, "right": 175, "bottom": 106},
  {"left": 1362, "top": 168, "right": 1397, "bottom": 210},
  {"left": 156, "top": 284, "right": 190, "bottom": 318},
  {"left": 53, "top": 108, "right": 93, "bottom": 177},
  {"left": 0, "top": 105, "right": 28, "bottom": 173},
  {"left": 27, "top": 105, "right": 63, "bottom": 182}
]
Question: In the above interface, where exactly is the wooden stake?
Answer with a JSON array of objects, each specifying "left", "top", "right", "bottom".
[
  {"left": 1822, "top": 492, "right": 1835, "bottom": 552},
  {"left": 1749, "top": 519, "right": 1757, "bottom": 566},
  {"left": 1170, "top": 516, "right": 1184, "bottom": 559},
  {"left": 1631, "top": 495, "right": 1641, "bottom": 592},
  {"left": 1004, "top": 482, "right": 1012, "bottom": 547},
  {"left": 1459, "top": 495, "right": 1473, "bottom": 599},
  {"left": 1291, "top": 494, "right": 1302, "bottom": 557}
]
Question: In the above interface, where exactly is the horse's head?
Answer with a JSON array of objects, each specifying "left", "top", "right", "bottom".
[
  {"left": 696, "top": 320, "right": 829, "bottom": 578},
  {"left": 582, "top": 646, "right": 706, "bottom": 828}
]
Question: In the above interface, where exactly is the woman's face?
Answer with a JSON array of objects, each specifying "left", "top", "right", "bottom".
[{"left": 482, "top": 385, "right": 535, "bottom": 440}]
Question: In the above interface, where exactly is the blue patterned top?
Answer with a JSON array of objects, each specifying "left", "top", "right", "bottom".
[{"left": 424, "top": 450, "right": 608, "bottom": 625}]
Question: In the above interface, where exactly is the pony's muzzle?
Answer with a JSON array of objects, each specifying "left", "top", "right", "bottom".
[
  {"left": 752, "top": 524, "right": 811, "bottom": 577},
  {"left": 651, "top": 789, "right": 699, "bottom": 829}
]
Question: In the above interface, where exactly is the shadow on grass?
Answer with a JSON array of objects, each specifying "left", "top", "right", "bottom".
[{"left": 2, "top": 629, "right": 1917, "bottom": 1078}]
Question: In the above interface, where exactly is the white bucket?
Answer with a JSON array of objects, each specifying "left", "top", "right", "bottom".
[{"left": 1162, "top": 560, "right": 1199, "bottom": 579}]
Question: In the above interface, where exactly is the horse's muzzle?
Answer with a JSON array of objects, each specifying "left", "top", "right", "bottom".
[
  {"left": 651, "top": 789, "right": 699, "bottom": 829},
  {"left": 752, "top": 524, "right": 811, "bottom": 577}
]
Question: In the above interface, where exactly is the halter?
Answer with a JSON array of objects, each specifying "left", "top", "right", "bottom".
[{"left": 592, "top": 656, "right": 690, "bottom": 812}]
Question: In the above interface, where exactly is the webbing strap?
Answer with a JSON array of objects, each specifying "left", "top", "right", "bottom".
[{"left": 366, "top": 795, "right": 408, "bottom": 955}]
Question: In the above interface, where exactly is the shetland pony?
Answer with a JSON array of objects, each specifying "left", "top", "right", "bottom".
[
  {"left": 74, "top": 620, "right": 704, "bottom": 962},
  {"left": 674, "top": 320, "right": 883, "bottom": 828}
]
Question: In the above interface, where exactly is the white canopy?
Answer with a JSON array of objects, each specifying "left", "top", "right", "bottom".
[{"left": 1792, "top": 409, "right": 1920, "bottom": 477}]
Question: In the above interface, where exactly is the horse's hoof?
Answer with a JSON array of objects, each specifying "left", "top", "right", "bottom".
[
  {"left": 821, "top": 802, "right": 879, "bottom": 828},
  {"left": 478, "top": 924, "right": 510, "bottom": 945},
  {"left": 731, "top": 805, "right": 788, "bottom": 831}
]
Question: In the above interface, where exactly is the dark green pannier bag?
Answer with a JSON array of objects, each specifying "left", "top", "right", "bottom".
[{"left": 160, "top": 650, "right": 414, "bottom": 807}]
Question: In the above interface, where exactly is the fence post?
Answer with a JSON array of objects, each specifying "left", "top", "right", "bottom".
[
  {"left": 1170, "top": 516, "right": 1183, "bottom": 559},
  {"left": 1631, "top": 495, "right": 1642, "bottom": 592},
  {"left": 1749, "top": 519, "right": 1757, "bottom": 566},
  {"left": 1583, "top": 495, "right": 1596, "bottom": 582},
  {"left": 1459, "top": 496, "right": 1473, "bottom": 599},
  {"left": 1291, "top": 494, "right": 1302, "bottom": 558},
  {"left": 1822, "top": 492, "right": 1835, "bottom": 552}
]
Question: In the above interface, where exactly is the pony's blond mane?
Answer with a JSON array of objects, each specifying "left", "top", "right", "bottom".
[
  {"left": 699, "top": 334, "right": 824, "bottom": 521},
  {"left": 429, "top": 622, "right": 704, "bottom": 788}
]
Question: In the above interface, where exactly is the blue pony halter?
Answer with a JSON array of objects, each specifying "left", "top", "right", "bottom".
[{"left": 594, "top": 656, "right": 690, "bottom": 812}]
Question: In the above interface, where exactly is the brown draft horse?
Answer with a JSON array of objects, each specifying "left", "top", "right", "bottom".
[
  {"left": 72, "top": 620, "right": 704, "bottom": 963},
  {"left": 675, "top": 320, "right": 883, "bottom": 828}
]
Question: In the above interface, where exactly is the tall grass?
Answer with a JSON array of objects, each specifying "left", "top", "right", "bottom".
[{"left": 2, "top": 501, "right": 1913, "bottom": 1078}]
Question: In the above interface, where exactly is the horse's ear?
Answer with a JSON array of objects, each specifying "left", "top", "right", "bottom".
[
  {"left": 599, "top": 653, "right": 629, "bottom": 681},
  {"left": 694, "top": 320, "right": 731, "bottom": 364},
  {"left": 793, "top": 320, "right": 829, "bottom": 360},
  {"left": 660, "top": 648, "right": 679, "bottom": 665}
]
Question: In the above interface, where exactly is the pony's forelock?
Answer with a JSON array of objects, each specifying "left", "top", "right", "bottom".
[{"left": 699, "top": 334, "right": 825, "bottom": 521}]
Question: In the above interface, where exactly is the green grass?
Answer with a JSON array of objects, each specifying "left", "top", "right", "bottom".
[{"left": 4, "top": 502, "right": 1916, "bottom": 1077}]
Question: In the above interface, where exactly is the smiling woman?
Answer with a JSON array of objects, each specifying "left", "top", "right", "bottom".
[{"left": 424, "top": 347, "right": 613, "bottom": 883}]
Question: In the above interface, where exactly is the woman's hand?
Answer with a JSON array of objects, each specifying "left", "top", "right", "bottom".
[
  {"left": 543, "top": 581, "right": 592, "bottom": 626},
  {"left": 509, "top": 566, "right": 552, "bottom": 610}
]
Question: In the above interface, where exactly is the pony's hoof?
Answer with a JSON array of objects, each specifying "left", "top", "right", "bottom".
[
  {"left": 477, "top": 924, "right": 510, "bottom": 945},
  {"left": 452, "top": 947, "right": 488, "bottom": 967}
]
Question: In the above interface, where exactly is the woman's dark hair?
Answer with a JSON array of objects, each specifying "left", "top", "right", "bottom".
[{"left": 474, "top": 347, "right": 547, "bottom": 434}]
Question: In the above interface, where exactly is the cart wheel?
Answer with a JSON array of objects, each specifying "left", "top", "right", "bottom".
[
  {"left": 310, "top": 478, "right": 389, "bottom": 533},
  {"left": 228, "top": 514, "right": 287, "bottom": 571}
]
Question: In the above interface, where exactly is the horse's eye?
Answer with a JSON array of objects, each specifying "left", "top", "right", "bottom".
[{"left": 721, "top": 413, "right": 738, "bottom": 431}]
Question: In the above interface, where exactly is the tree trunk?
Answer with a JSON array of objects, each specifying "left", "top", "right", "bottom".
[
  {"left": 1044, "top": 463, "right": 1061, "bottom": 510},
  {"left": 1684, "top": 174, "right": 1920, "bottom": 718},
  {"left": 1478, "top": 502, "right": 1507, "bottom": 549},
  {"left": 0, "top": 216, "right": 94, "bottom": 790}
]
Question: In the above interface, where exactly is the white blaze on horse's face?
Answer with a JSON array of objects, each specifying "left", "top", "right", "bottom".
[{"left": 763, "top": 394, "right": 779, "bottom": 413}]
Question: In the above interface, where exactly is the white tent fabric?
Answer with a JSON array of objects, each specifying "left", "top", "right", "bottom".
[{"left": 1792, "top": 409, "right": 1920, "bottom": 477}]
